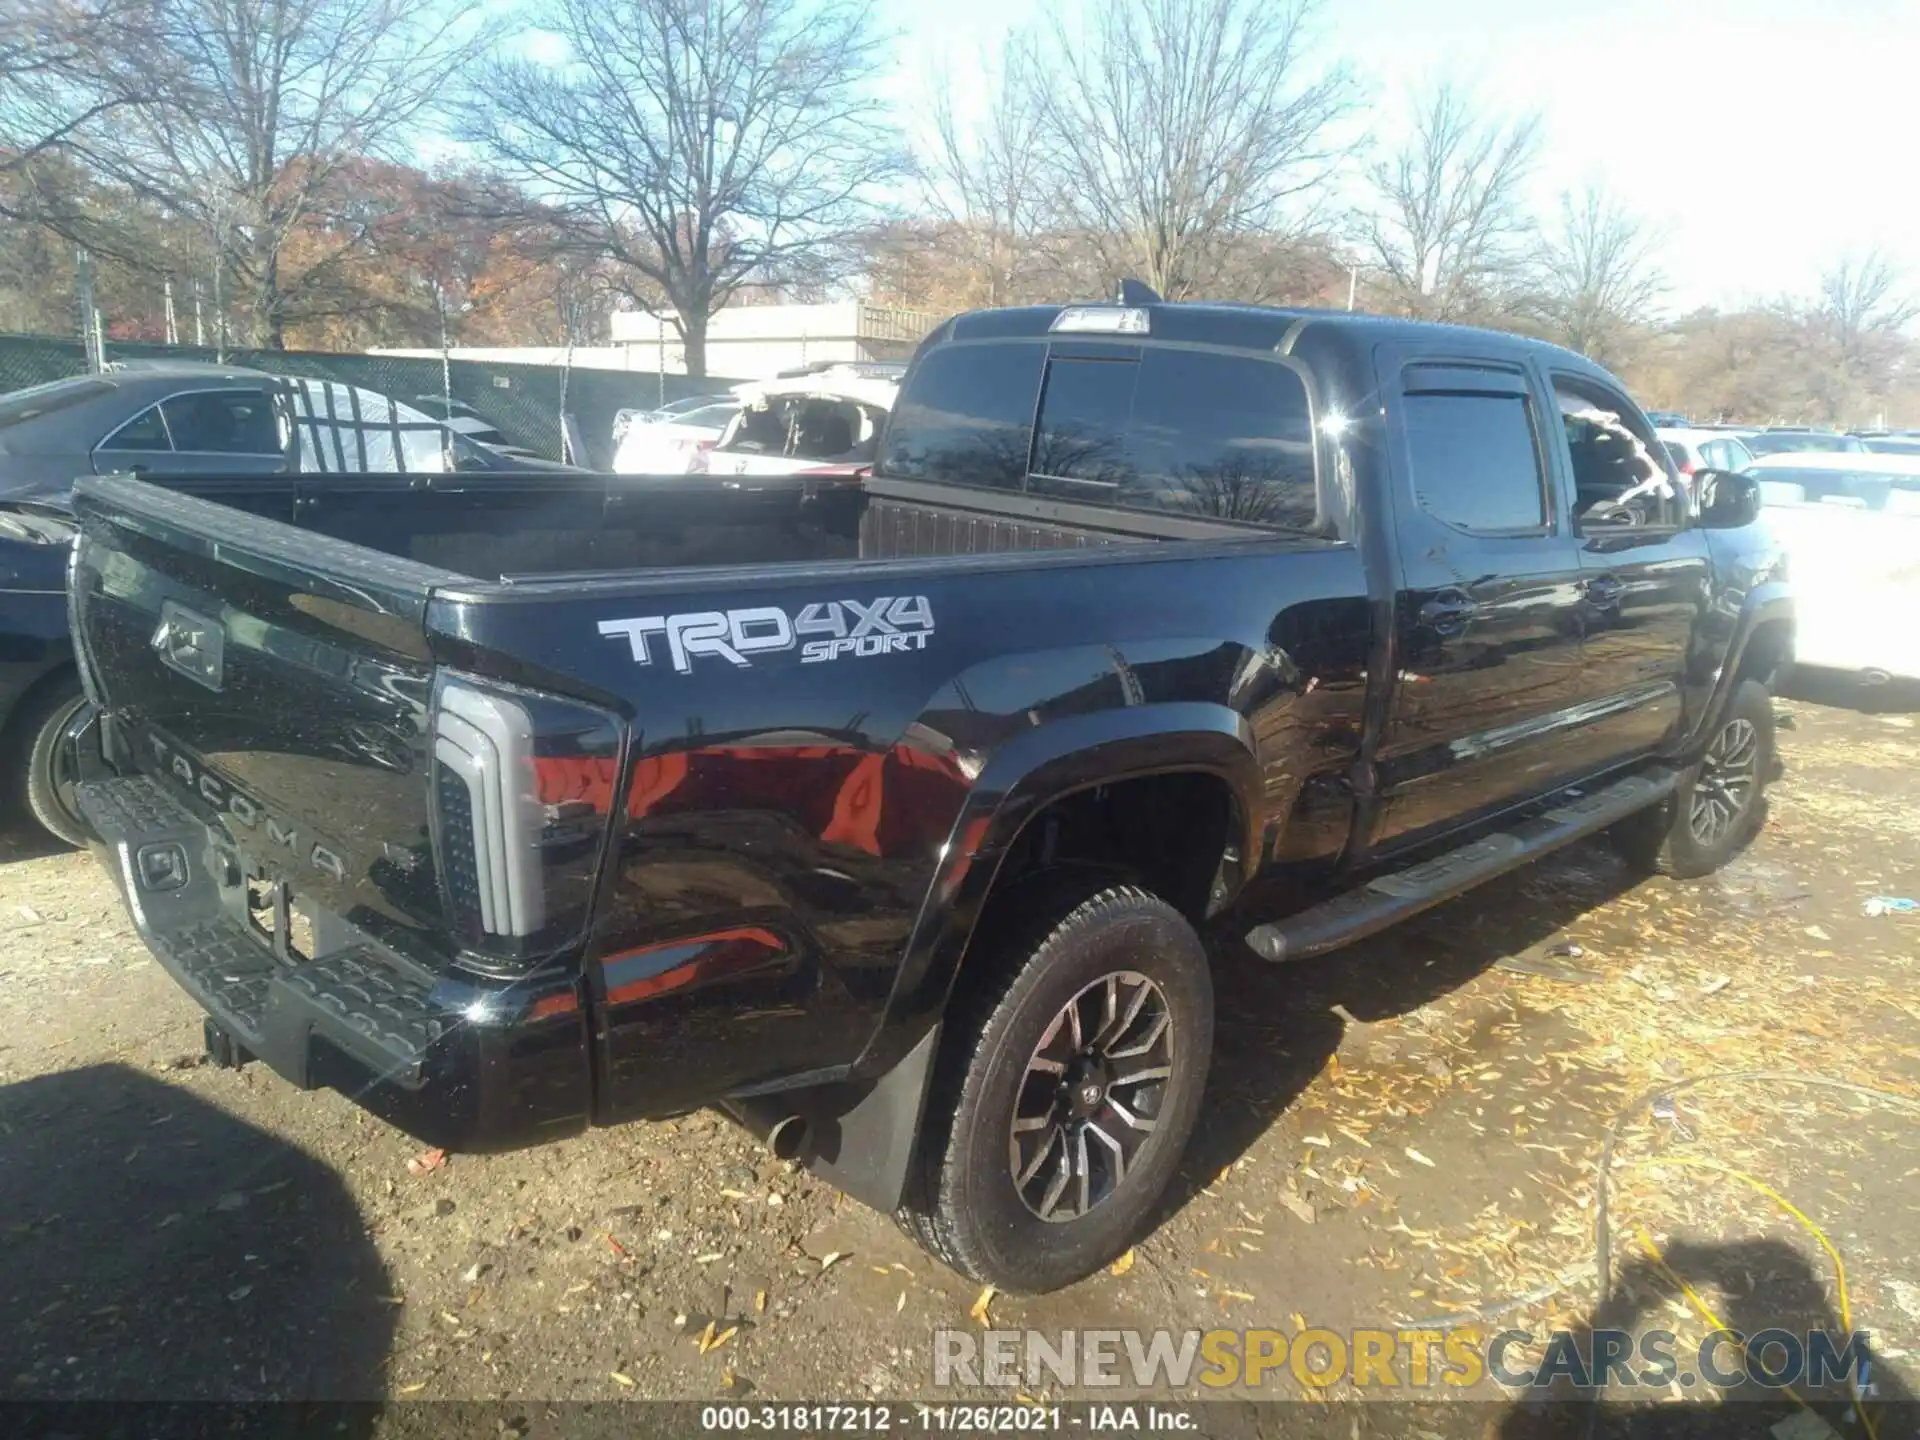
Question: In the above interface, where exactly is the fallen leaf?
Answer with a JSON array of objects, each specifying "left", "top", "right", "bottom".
[
  {"left": 609, "top": 1371, "right": 635, "bottom": 1389},
  {"left": 406, "top": 1148, "right": 447, "bottom": 1177},
  {"left": 819, "top": 1251, "right": 846, "bottom": 1273},
  {"left": 1109, "top": 1248, "right": 1136, "bottom": 1277},
  {"left": 896, "top": 1290, "right": 907, "bottom": 1312},
  {"left": 755, "top": 1290, "right": 768, "bottom": 1313},
  {"left": 695, "top": 1252, "right": 725, "bottom": 1264},
  {"left": 696, "top": 1320, "right": 717, "bottom": 1354},
  {"left": 1699, "top": 974, "right": 1733, "bottom": 996},
  {"left": 719, "top": 1189, "right": 749, "bottom": 1200},
  {"left": 1302, "top": 1133, "right": 1332, "bottom": 1148},
  {"left": 1278, "top": 1192, "right": 1316, "bottom": 1225},
  {"left": 970, "top": 1285, "right": 996, "bottom": 1326},
  {"left": 706, "top": 1325, "right": 739, "bottom": 1354},
  {"left": 1405, "top": 1147, "right": 1436, "bottom": 1168},
  {"left": 604, "top": 1233, "right": 628, "bottom": 1256},
  {"left": 398, "top": 1382, "right": 428, "bottom": 1395}
]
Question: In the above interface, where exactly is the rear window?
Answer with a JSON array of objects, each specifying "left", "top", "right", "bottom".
[
  {"left": 878, "top": 343, "right": 1045, "bottom": 491},
  {"left": 1032, "top": 348, "right": 1316, "bottom": 525},
  {"left": 880, "top": 340, "right": 1318, "bottom": 527}
]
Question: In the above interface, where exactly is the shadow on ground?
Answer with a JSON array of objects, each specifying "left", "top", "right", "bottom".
[
  {"left": 0, "top": 810, "right": 72, "bottom": 865},
  {"left": 0, "top": 1062, "right": 395, "bottom": 1416},
  {"left": 1159, "top": 837, "right": 1646, "bottom": 1222},
  {"left": 1781, "top": 666, "right": 1920, "bottom": 715},
  {"left": 1498, "top": 1236, "right": 1915, "bottom": 1437}
]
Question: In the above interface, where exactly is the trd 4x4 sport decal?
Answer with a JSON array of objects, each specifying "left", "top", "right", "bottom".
[{"left": 598, "top": 596, "right": 934, "bottom": 674}]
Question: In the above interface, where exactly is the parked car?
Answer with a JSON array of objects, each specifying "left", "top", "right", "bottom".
[
  {"left": 407, "top": 394, "right": 544, "bottom": 463},
  {"left": 1854, "top": 433, "right": 1920, "bottom": 456},
  {"left": 1645, "top": 409, "right": 1691, "bottom": 427},
  {"left": 1742, "top": 452, "right": 1920, "bottom": 683},
  {"left": 611, "top": 394, "right": 730, "bottom": 449},
  {"left": 611, "top": 398, "right": 739, "bottom": 475},
  {"left": 0, "top": 366, "right": 576, "bottom": 846},
  {"left": 1740, "top": 429, "right": 1866, "bottom": 457},
  {"left": 1658, "top": 426, "right": 1757, "bottom": 477},
  {"left": 705, "top": 367, "right": 898, "bottom": 478},
  {"left": 65, "top": 296, "right": 1786, "bottom": 1294}
]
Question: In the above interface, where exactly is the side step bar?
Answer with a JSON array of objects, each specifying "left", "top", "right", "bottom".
[{"left": 1245, "top": 770, "right": 1676, "bottom": 964}]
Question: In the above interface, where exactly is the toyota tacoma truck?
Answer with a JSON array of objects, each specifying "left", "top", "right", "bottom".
[{"left": 65, "top": 297, "right": 1790, "bottom": 1293}]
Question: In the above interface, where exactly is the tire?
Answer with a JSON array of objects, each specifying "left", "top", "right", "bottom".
[
  {"left": 898, "top": 878, "right": 1213, "bottom": 1294},
  {"left": 1610, "top": 678, "right": 1774, "bottom": 880},
  {"left": 6, "top": 673, "right": 90, "bottom": 848}
]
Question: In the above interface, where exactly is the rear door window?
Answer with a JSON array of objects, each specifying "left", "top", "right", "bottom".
[
  {"left": 1401, "top": 392, "right": 1549, "bottom": 533},
  {"left": 160, "top": 389, "right": 281, "bottom": 455},
  {"left": 878, "top": 342, "right": 1046, "bottom": 491}
]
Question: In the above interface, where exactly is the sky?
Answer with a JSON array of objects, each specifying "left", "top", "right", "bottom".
[{"left": 879, "top": 0, "right": 1917, "bottom": 316}]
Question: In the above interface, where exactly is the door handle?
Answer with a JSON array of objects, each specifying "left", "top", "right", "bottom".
[{"left": 1418, "top": 596, "right": 1476, "bottom": 635}]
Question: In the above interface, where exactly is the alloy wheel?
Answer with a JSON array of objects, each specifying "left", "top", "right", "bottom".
[{"left": 1008, "top": 971, "right": 1173, "bottom": 1223}]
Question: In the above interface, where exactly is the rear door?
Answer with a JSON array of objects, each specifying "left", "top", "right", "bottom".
[
  {"left": 1546, "top": 372, "right": 1710, "bottom": 767},
  {"left": 1369, "top": 346, "right": 1588, "bottom": 849}
]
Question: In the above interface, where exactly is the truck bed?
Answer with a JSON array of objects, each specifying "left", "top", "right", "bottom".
[{"left": 106, "top": 470, "right": 1260, "bottom": 587}]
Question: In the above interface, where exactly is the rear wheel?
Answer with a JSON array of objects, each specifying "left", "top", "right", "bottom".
[
  {"left": 899, "top": 879, "right": 1213, "bottom": 1294},
  {"left": 1611, "top": 679, "right": 1773, "bottom": 880},
  {"left": 5, "top": 673, "right": 90, "bottom": 848}
]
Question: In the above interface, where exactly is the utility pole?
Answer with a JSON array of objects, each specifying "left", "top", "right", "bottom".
[
  {"left": 76, "top": 247, "right": 100, "bottom": 371},
  {"left": 436, "top": 282, "right": 453, "bottom": 415},
  {"left": 1347, "top": 265, "right": 1359, "bottom": 312},
  {"left": 164, "top": 277, "right": 178, "bottom": 344},
  {"left": 193, "top": 278, "right": 205, "bottom": 347}
]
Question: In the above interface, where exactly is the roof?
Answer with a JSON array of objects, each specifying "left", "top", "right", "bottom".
[
  {"left": 923, "top": 299, "right": 1620, "bottom": 384},
  {"left": 1658, "top": 427, "right": 1757, "bottom": 444},
  {"left": 100, "top": 359, "right": 276, "bottom": 383},
  {"left": 1747, "top": 451, "right": 1920, "bottom": 475}
]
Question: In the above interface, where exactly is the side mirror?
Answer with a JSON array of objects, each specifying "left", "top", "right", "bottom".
[{"left": 1695, "top": 469, "right": 1761, "bottom": 529}]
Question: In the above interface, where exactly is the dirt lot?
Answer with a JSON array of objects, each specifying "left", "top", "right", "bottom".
[{"left": 2, "top": 682, "right": 1918, "bottom": 1430}]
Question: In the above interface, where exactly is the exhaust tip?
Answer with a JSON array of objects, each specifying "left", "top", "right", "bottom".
[{"left": 765, "top": 1114, "right": 811, "bottom": 1162}]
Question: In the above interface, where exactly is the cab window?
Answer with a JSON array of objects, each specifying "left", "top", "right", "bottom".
[{"left": 1552, "top": 379, "right": 1684, "bottom": 529}]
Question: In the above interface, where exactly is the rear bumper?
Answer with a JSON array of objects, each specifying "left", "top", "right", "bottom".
[{"left": 76, "top": 772, "right": 592, "bottom": 1152}]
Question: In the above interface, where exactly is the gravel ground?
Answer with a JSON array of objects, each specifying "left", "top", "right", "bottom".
[{"left": 1, "top": 680, "right": 1917, "bottom": 1431}]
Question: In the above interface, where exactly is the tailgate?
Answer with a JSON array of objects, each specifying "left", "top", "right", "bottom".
[{"left": 69, "top": 475, "right": 458, "bottom": 953}]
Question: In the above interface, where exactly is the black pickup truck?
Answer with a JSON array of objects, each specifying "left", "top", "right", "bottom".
[{"left": 66, "top": 299, "right": 1790, "bottom": 1293}]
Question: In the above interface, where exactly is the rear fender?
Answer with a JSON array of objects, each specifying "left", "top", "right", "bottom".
[{"left": 855, "top": 701, "right": 1261, "bottom": 1079}]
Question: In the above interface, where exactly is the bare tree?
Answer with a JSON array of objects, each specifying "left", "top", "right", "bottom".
[
  {"left": 914, "top": 35, "right": 1053, "bottom": 307},
  {"left": 1533, "top": 182, "right": 1666, "bottom": 366},
  {"left": 469, "top": 0, "right": 905, "bottom": 378},
  {"left": 45, "top": 0, "right": 492, "bottom": 347},
  {"left": 1023, "top": 0, "right": 1354, "bottom": 301},
  {"left": 0, "top": 0, "right": 155, "bottom": 177},
  {"left": 1819, "top": 248, "right": 1918, "bottom": 375},
  {"left": 1358, "top": 79, "right": 1541, "bottom": 322}
]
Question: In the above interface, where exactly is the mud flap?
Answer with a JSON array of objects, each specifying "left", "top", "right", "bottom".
[{"left": 721, "top": 1024, "right": 941, "bottom": 1214}]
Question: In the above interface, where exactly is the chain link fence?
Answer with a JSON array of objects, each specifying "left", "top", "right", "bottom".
[{"left": 0, "top": 333, "right": 736, "bottom": 470}]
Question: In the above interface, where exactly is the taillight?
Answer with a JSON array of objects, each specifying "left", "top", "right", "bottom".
[{"left": 431, "top": 671, "right": 622, "bottom": 973}]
